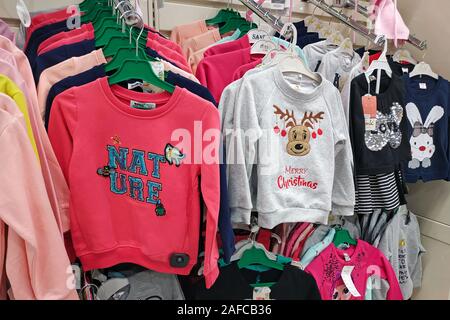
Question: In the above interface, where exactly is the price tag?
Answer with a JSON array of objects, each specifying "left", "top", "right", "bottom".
[
  {"left": 341, "top": 266, "right": 361, "bottom": 297},
  {"left": 362, "top": 95, "right": 377, "bottom": 131},
  {"left": 253, "top": 287, "right": 271, "bottom": 300},
  {"left": 248, "top": 30, "right": 269, "bottom": 44}
]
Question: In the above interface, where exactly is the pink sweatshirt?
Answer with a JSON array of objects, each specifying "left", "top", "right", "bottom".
[
  {"left": 0, "top": 35, "right": 70, "bottom": 235},
  {"left": 203, "top": 34, "right": 250, "bottom": 58},
  {"left": 170, "top": 20, "right": 215, "bottom": 45},
  {"left": 147, "top": 39, "right": 192, "bottom": 74},
  {"left": 181, "top": 29, "right": 222, "bottom": 60},
  {"left": 26, "top": 9, "right": 81, "bottom": 48},
  {"left": 37, "top": 49, "right": 107, "bottom": 117},
  {"left": 0, "top": 99, "right": 78, "bottom": 300},
  {"left": 37, "top": 23, "right": 95, "bottom": 56},
  {"left": 232, "top": 59, "right": 262, "bottom": 81},
  {"left": 196, "top": 47, "right": 263, "bottom": 102},
  {"left": 48, "top": 78, "right": 221, "bottom": 288},
  {"left": 305, "top": 240, "right": 404, "bottom": 300},
  {"left": 147, "top": 31, "right": 184, "bottom": 57}
]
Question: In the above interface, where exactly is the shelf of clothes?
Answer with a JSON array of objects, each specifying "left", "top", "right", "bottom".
[{"left": 1, "top": 0, "right": 447, "bottom": 300}]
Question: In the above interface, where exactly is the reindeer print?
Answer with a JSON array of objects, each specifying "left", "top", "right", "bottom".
[{"left": 273, "top": 105, "right": 325, "bottom": 157}]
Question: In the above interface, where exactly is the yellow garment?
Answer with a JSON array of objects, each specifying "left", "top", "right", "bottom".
[{"left": 0, "top": 74, "right": 39, "bottom": 160}]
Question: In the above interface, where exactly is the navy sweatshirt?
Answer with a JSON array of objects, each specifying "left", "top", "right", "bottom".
[
  {"left": 403, "top": 75, "right": 450, "bottom": 182},
  {"left": 45, "top": 65, "right": 106, "bottom": 129},
  {"left": 34, "top": 39, "right": 96, "bottom": 84}
]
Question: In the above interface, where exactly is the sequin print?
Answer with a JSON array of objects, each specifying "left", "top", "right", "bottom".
[{"left": 365, "top": 102, "right": 403, "bottom": 151}]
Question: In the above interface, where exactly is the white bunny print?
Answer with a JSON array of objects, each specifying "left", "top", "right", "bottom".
[{"left": 406, "top": 103, "right": 444, "bottom": 169}]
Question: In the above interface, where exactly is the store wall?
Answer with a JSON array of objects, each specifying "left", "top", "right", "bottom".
[{"left": 397, "top": 0, "right": 450, "bottom": 300}]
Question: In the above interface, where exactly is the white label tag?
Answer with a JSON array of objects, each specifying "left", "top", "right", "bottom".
[
  {"left": 364, "top": 115, "right": 377, "bottom": 131},
  {"left": 128, "top": 81, "right": 143, "bottom": 90},
  {"left": 343, "top": 253, "right": 351, "bottom": 261},
  {"left": 341, "top": 266, "right": 361, "bottom": 297},
  {"left": 150, "top": 61, "right": 165, "bottom": 81},
  {"left": 402, "top": 67, "right": 410, "bottom": 74},
  {"left": 253, "top": 287, "right": 271, "bottom": 300},
  {"left": 130, "top": 101, "right": 156, "bottom": 110},
  {"left": 419, "top": 83, "right": 427, "bottom": 90},
  {"left": 248, "top": 30, "right": 269, "bottom": 44},
  {"left": 290, "top": 260, "right": 304, "bottom": 269}
]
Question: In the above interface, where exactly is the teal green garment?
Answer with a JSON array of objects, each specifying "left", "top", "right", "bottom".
[
  {"left": 214, "top": 29, "right": 242, "bottom": 46},
  {"left": 300, "top": 228, "right": 335, "bottom": 268},
  {"left": 271, "top": 37, "right": 309, "bottom": 67},
  {"left": 218, "top": 254, "right": 292, "bottom": 272}
]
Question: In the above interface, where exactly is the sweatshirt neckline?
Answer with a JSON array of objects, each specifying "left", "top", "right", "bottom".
[
  {"left": 99, "top": 77, "right": 183, "bottom": 119},
  {"left": 405, "top": 75, "right": 444, "bottom": 99},
  {"left": 272, "top": 66, "right": 324, "bottom": 101},
  {"left": 331, "top": 239, "right": 364, "bottom": 265}
]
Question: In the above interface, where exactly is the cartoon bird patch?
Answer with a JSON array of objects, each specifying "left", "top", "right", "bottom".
[{"left": 164, "top": 143, "right": 185, "bottom": 167}]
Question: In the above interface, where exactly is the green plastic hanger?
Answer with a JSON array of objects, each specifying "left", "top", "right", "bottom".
[
  {"left": 237, "top": 22, "right": 258, "bottom": 36},
  {"left": 95, "top": 26, "right": 127, "bottom": 48},
  {"left": 101, "top": 33, "right": 147, "bottom": 56},
  {"left": 108, "top": 59, "right": 175, "bottom": 93},
  {"left": 104, "top": 47, "right": 151, "bottom": 73},
  {"left": 206, "top": 8, "right": 239, "bottom": 26},
  {"left": 219, "top": 17, "right": 254, "bottom": 35},
  {"left": 81, "top": 7, "right": 112, "bottom": 24},
  {"left": 79, "top": 0, "right": 109, "bottom": 12},
  {"left": 333, "top": 226, "right": 357, "bottom": 247},
  {"left": 237, "top": 246, "right": 284, "bottom": 271}
]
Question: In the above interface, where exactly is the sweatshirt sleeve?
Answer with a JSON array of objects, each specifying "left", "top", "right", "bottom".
[
  {"left": 380, "top": 253, "right": 404, "bottom": 300},
  {"left": 325, "top": 84, "right": 355, "bottom": 216},
  {"left": 0, "top": 114, "right": 78, "bottom": 300},
  {"left": 199, "top": 106, "right": 221, "bottom": 288},
  {"left": 227, "top": 81, "right": 262, "bottom": 225},
  {"left": 47, "top": 88, "right": 78, "bottom": 182}
]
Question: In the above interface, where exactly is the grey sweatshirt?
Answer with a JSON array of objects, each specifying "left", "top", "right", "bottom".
[
  {"left": 318, "top": 47, "right": 362, "bottom": 92},
  {"left": 225, "top": 66, "right": 355, "bottom": 228},
  {"left": 373, "top": 205, "right": 425, "bottom": 300},
  {"left": 303, "top": 40, "right": 339, "bottom": 72}
]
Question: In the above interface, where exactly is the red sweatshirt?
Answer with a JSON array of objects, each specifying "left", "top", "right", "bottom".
[
  {"left": 37, "top": 23, "right": 95, "bottom": 56},
  {"left": 203, "top": 34, "right": 250, "bottom": 58},
  {"left": 48, "top": 78, "right": 221, "bottom": 288}
]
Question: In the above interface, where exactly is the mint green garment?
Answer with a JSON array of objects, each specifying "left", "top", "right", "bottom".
[
  {"left": 271, "top": 37, "right": 309, "bottom": 67},
  {"left": 300, "top": 228, "right": 335, "bottom": 268},
  {"left": 214, "top": 29, "right": 242, "bottom": 46}
]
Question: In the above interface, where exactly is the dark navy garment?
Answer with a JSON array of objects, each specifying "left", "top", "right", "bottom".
[
  {"left": 275, "top": 20, "right": 308, "bottom": 38},
  {"left": 25, "top": 20, "right": 70, "bottom": 71},
  {"left": 403, "top": 75, "right": 450, "bottom": 182},
  {"left": 355, "top": 46, "right": 366, "bottom": 58},
  {"left": 45, "top": 65, "right": 106, "bottom": 129},
  {"left": 166, "top": 71, "right": 236, "bottom": 262},
  {"left": 34, "top": 39, "right": 96, "bottom": 84},
  {"left": 297, "top": 33, "right": 322, "bottom": 49}
]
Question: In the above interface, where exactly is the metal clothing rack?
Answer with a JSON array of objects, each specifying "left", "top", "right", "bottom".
[
  {"left": 340, "top": 0, "right": 427, "bottom": 50},
  {"left": 307, "top": 0, "right": 386, "bottom": 47},
  {"left": 113, "top": 0, "right": 144, "bottom": 28},
  {"left": 238, "top": 0, "right": 284, "bottom": 33}
]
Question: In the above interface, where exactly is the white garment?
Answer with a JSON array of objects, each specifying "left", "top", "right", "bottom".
[
  {"left": 303, "top": 40, "right": 338, "bottom": 72},
  {"left": 318, "top": 47, "right": 362, "bottom": 92}
]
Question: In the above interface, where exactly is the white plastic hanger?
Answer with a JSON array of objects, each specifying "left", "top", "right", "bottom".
[
  {"left": 361, "top": 51, "right": 370, "bottom": 72},
  {"left": 339, "top": 37, "right": 354, "bottom": 55},
  {"left": 393, "top": 48, "right": 417, "bottom": 65},
  {"left": 365, "top": 35, "right": 392, "bottom": 94},
  {"left": 409, "top": 59, "right": 438, "bottom": 80},
  {"left": 274, "top": 23, "right": 321, "bottom": 83},
  {"left": 230, "top": 225, "right": 278, "bottom": 262},
  {"left": 251, "top": 38, "right": 277, "bottom": 55}
]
